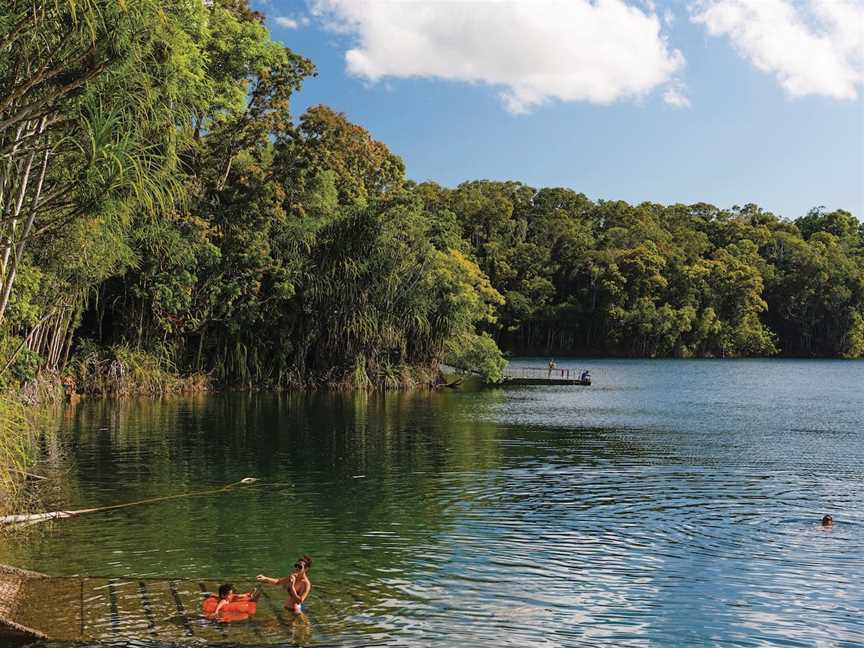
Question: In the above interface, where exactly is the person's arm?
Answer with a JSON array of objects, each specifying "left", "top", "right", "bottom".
[
  {"left": 214, "top": 599, "right": 229, "bottom": 617},
  {"left": 257, "top": 574, "right": 292, "bottom": 585},
  {"left": 297, "top": 579, "right": 311, "bottom": 603},
  {"left": 287, "top": 575, "right": 300, "bottom": 599},
  {"left": 287, "top": 575, "right": 311, "bottom": 603}
]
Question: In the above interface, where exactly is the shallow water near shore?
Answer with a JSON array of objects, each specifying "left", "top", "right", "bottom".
[{"left": 3, "top": 358, "right": 863, "bottom": 647}]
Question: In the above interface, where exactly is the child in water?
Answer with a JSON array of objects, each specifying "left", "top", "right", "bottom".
[
  {"left": 257, "top": 555, "right": 313, "bottom": 613},
  {"left": 204, "top": 583, "right": 259, "bottom": 621}
]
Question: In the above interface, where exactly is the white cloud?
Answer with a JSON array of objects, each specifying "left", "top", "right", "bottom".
[
  {"left": 309, "top": 0, "right": 685, "bottom": 113},
  {"left": 663, "top": 81, "right": 690, "bottom": 107},
  {"left": 691, "top": 0, "right": 864, "bottom": 100},
  {"left": 663, "top": 7, "right": 675, "bottom": 26},
  {"left": 275, "top": 15, "right": 299, "bottom": 28}
]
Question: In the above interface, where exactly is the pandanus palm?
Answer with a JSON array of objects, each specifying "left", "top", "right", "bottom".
[{"left": 0, "top": 0, "right": 200, "bottom": 330}]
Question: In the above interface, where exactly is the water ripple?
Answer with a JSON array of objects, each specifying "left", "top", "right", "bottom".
[{"left": 7, "top": 359, "right": 864, "bottom": 647}]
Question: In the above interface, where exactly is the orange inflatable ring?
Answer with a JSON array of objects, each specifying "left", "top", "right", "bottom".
[{"left": 202, "top": 596, "right": 258, "bottom": 622}]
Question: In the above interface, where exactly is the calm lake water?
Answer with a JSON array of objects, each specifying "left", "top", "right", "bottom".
[{"left": 3, "top": 359, "right": 863, "bottom": 647}]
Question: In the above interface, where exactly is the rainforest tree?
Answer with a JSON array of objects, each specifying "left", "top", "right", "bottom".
[{"left": 0, "top": 0, "right": 861, "bottom": 399}]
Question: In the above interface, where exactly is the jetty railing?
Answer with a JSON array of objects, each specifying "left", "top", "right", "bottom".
[{"left": 502, "top": 366, "right": 587, "bottom": 381}]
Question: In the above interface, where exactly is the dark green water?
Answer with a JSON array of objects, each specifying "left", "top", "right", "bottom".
[{"left": 4, "top": 359, "right": 863, "bottom": 647}]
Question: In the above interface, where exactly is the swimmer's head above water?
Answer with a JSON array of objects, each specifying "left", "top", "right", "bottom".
[
  {"left": 821, "top": 514, "right": 833, "bottom": 527},
  {"left": 294, "top": 555, "right": 312, "bottom": 575}
]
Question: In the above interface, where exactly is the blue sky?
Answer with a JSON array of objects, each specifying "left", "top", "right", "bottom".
[{"left": 252, "top": 0, "right": 863, "bottom": 220}]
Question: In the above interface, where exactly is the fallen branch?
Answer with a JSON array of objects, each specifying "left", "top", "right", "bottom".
[{"left": 0, "top": 510, "right": 73, "bottom": 525}]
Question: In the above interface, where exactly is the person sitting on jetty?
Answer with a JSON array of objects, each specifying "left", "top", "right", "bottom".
[
  {"left": 257, "top": 555, "right": 313, "bottom": 613},
  {"left": 580, "top": 370, "right": 591, "bottom": 381},
  {"left": 822, "top": 514, "right": 834, "bottom": 528}
]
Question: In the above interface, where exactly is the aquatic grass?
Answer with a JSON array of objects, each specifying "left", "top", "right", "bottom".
[
  {"left": 351, "top": 355, "right": 373, "bottom": 391},
  {"left": 375, "top": 360, "right": 401, "bottom": 391},
  {"left": 72, "top": 343, "right": 210, "bottom": 396},
  {"left": 322, "top": 356, "right": 441, "bottom": 391},
  {"left": 19, "top": 371, "right": 66, "bottom": 406},
  {"left": 0, "top": 396, "right": 38, "bottom": 514}
]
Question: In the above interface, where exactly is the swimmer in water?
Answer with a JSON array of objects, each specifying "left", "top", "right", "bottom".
[
  {"left": 257, "top": 555, "right": 312, "bottom": 613},
  {"left": 209, "top": 583, "right": 258, "bottom": 619},
  {"left": 821, "top": 514, "right": 833, "bottom": 528}
]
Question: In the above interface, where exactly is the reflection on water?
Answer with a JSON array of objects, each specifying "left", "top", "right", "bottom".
[{"left": 4, "top": 359, "right": 864, "bottom": 647}]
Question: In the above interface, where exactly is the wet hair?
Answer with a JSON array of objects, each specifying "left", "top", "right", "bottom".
[
  {"left": 822, "top": 515, "right": 833, "bottom": 526},
  {"left": 295, "top": 555, "right": 313, "bottom": 571},
  {"left": 218, "top": 583, "right": 234, "bottom": 599}
]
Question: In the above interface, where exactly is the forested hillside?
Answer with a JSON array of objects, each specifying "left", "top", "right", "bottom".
[
  {"left": 1, "top": 0, "right": 861, "bottom": 397},
  {"left": 419, "top": 182, "right": 863, "bottom": 359}
]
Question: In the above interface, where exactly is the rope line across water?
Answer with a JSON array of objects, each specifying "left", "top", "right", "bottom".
[{"left": 0, "top": 478, "right": 283, "bottom": 528}]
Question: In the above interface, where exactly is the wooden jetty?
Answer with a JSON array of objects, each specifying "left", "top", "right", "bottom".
[
  {"left": 0, "top": 564, "right": 297, "bottom": 644},
  {"left": 501, "top": 366, "right": 591, "bottom": 386}
]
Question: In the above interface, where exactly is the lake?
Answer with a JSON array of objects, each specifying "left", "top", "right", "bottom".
[{"left": 3, "top": 359, "right": 863, "bottom": 647}]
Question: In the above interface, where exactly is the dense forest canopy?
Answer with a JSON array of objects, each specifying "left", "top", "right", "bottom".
[{"left": 0, "top": 0, "right": 861, "bottom": 394}]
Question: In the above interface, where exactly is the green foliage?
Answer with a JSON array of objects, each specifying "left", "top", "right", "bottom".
[
  {"left": 303, "top": 170, "right": 340, "bottom": 220},
  {"left": 303, "top": 203, "right": 503, "bottom": 382},
  {"left": 445, "top": 332, "right": 507, "bottom": 383},
  {"left": 280, "top": 105, "right": 406, "bottom": 209},
  {"left": 0, "top": 336, "right": 40, "bottom": 387},
  {"left": 41, "top": 1, "right": 502, "bottom": 390},
  {"left": 844, "top": 311, "right": 864, "bottom": 358},
  {"left": 1, "top": 0, "right": 861, "bottom": 408},
  {"left": 430, "top": 183, "right": 861, "bottom": 359}
]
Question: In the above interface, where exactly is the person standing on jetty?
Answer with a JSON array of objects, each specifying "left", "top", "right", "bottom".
[
  {"left": 548, "top": 358, "right": 556, "bottom": 377},
  {"left": 257, "top": 555, "right": 313, "bottom": 613}
]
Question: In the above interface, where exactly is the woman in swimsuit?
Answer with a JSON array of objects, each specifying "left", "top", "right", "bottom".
[{"left": 257, "top": 555, "right": 312, "bottom": 613}]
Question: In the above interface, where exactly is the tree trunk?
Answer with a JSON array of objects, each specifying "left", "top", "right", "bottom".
[
  {"left": 1, "top": 121, "right": 40, "bottom": 274},
  {"left": 0, "top": 117, "right": 49, "bottom": 326},
  {"left": 60, "top": 305, "right": 77, "bottom": 371}
]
